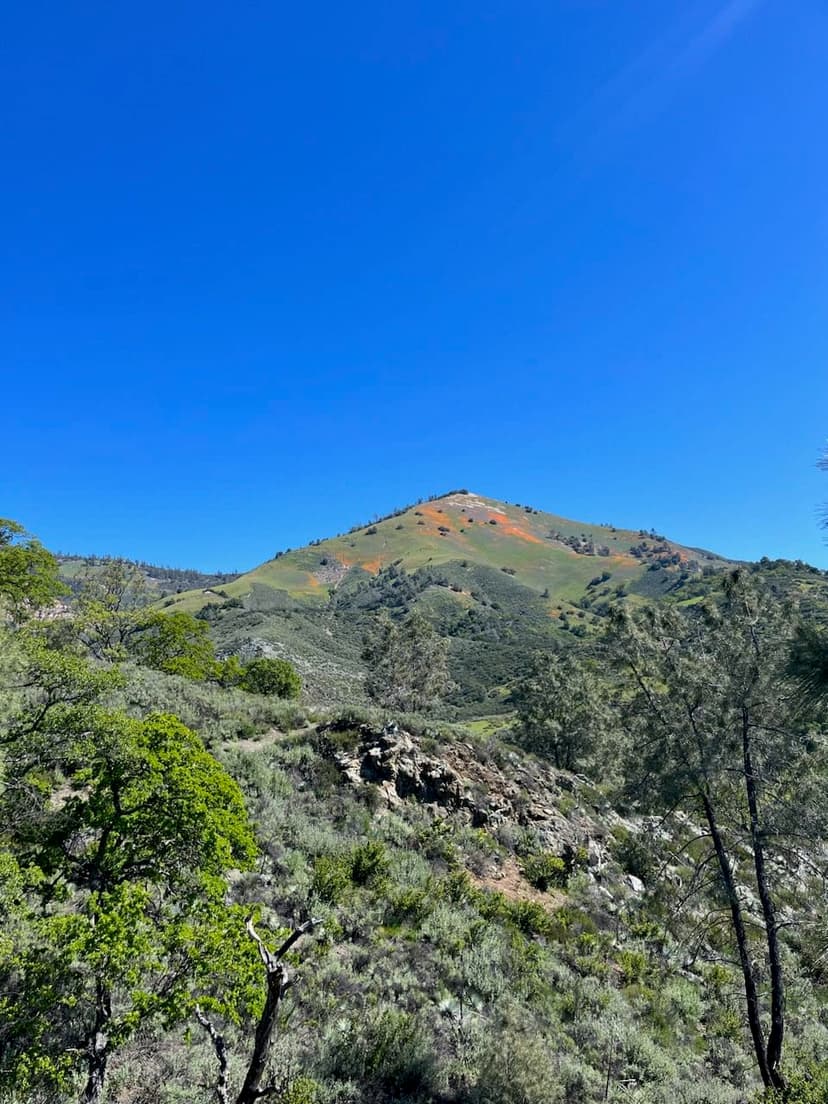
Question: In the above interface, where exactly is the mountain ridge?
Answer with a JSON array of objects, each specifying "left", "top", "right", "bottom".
[{"left": 159, "top": 490, "right": 734, "bottom": 616}]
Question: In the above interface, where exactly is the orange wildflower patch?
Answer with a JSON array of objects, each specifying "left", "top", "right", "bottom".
[
  {"left": 419, "top": 504, "right": 451, "bottom": 529},
  {"left": 485, "top": 512, "right": 544, "bottom": 545},
  {"left": 360, "top": 557, "right": 383, "bottom": 574}
]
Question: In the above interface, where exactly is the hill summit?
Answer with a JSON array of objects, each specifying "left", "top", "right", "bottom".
[
  {"left": 164, "top": 490, "right": 729, "bottom": 614},
  {"left": 152, "top": 492, "right": 732, "bottom": 712}
]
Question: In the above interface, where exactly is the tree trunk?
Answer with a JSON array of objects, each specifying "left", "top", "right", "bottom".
[
  {"left": 235, "top": 967, "right": 284, "bottom": 1104},
  {"left": 702, "top": 793, "right": 772, "bottom": 1088},
  {"left": 742, "top": 709, "right": 786, "bottom": 1090},
  {"left": 80, "top": 980, "right": 111, "bottom": 1104},
  {"left": 234, "top": 917, "right": 320, "bottom": 1104}
]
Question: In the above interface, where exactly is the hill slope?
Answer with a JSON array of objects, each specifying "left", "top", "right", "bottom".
[
  {"left": 162, "top": 490, "right": 730, "bottom": 612},
  {"left": 154, "top": 492, "right": 736, "bottom": 712}
]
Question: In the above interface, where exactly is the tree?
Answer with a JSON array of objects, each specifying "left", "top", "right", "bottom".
[
  {"left": 511, "top": 649, "right": 611, "bottom": 771},
  {"left": 132, "top": 609, "right": 219, "bottom": 679},
  {"left": 240, "top": 656, "right": 301, "bottom": 698},
  {"left": 74, "top": 559, "right": 154, "bottom": 660},
  {"left": 0, "top": 696, "right": 258, "bottom": 1103},
  {"left": 362, "top": 610, "right": 453, "bottom": 713},
  {"left": 195, "top": 916, "right": 321, "bottom": 1104},
  {"left": 789, "top": 448, "right": 828, "bottom": 709},
  {"left": 606, "top": 572, "right": 828, "bottom": 1092},
  {"left": 0, "top": 518, "right": 64, "bottom": 622}
]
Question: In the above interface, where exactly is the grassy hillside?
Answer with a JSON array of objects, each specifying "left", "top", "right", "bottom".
[
  {"left": 162, "top": 491, "right": 731, "bottom": 612},
  {"left": 56, "top": 495, "right": 828, "bottom": 720},
  {"left": 151, "top": 492, "right": 738, "bottom": 713}
]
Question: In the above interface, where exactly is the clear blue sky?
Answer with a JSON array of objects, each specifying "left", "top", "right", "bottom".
[{"left": 2, "top": 0, "right": 827, "bottom": 571}]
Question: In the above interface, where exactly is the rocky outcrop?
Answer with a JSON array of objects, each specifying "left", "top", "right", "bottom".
[{"left": 316, "top": 720, "right": 628, "bottom": 875}]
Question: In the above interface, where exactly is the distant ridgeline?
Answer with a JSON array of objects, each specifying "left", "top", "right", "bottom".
[{"left": 57, "top": 554, "right": 239, "bottom": 599}]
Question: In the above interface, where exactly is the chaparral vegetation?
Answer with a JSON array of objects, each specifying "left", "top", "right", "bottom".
[{"left": 3, "top": 491, "right": 828, "bottom": 1104}]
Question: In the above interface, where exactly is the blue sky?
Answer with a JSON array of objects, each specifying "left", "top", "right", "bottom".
[{"left": 2, "top": 0, "right": 827, "bottom": 571}]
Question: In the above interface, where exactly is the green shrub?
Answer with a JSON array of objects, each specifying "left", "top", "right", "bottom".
[
  {"left": 311, "top": 855, "right": 351, "bottom": 904},
  {"left": 326, "top": 1009, "right": 437, "bottom": 1097},
  {"left": 281, "top": 1077, "right": 322, "bottom": 1104},
  {"left": 349, "top": 840, "right": 390, "bottom": 887},
  {"left": 385, "top": 886, "right": 433, "bottom": 927},
  {"left": 240, "top": 656, "right": 301, "bottom": 698},
  {"left": 617, "top": 948, "right": 648, "bottom": 985},
  {"left": 612, "top": 826, "right": 656, "bottom": 881},
  {"left": 520, "top": 852, "right": 568, "bottom": 891},
  {"left": 761, "top": 1062, "right": 828, "bottom": 1103}
]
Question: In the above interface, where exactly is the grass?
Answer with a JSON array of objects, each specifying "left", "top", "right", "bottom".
[{"left": 159, "top": 492, "right": 730, "bottom": 614}]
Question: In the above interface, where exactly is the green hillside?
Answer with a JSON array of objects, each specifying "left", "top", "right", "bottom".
[
  {"left": 162, "top": 491, "right": 730, "bottom": 612},
  {"left": 4, "top": 503, "right": 828, "bottom": 1104},
  {"left": 152, "top": 491, "right": 738, "bottom": 713}
]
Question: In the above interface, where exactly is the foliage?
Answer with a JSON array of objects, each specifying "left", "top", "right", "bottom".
[
  {"left": 0, "top": 638, "right": 259, "bottom": 1102},
  {"left": 520, "top": 851, "right": 569, "bottom": 891},
  {"left": 131, "top": 610, "right": 219, "bottom": 680},
  {"left": 324, "top": 1009, "right": 438, "bottom": 1098},
  {"left": 362, "top": 609, "right": 453, "bottom": 712},
  {"left": 607, "top": 570, "right": 828, "bottom": 1091},
  {"left": 511, "top": 649, "right": 614, "bottom": 771},
  {"left": 789, "top": 622, "right": 828, "bottom": 711},
  {"left": 240, "top": 656, "right": 302, "bottom": 699},
  {"left": 0, "top": 519, "right": 64, "bottom": 621}
]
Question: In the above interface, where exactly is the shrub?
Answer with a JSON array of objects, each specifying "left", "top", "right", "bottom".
[
  {"left": 326, "top": 1009, "right": 437, "bottom": 1098},
  {"left": 520, "top": 852, "right": 568, "bottom": 891},
  {"left": 240, "top": 657, "right": 301, "bottom": 698},
  {"left": 612, "top": 826, "right": 656, "bottom": 882},
  {"left": 349, "top": 840, "right": 390, "bottom": 887},
  {"left": 311, "top": 855, "right": 351, "bottom": 904}
]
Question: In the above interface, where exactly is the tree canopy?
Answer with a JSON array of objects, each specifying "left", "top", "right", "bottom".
[
  {"left": 0, "top": 518, "right": 64, "bottom": 621},
  {"left": 362, "top": 610, "right": 452, "bottom": 713},
  {"left": 607, "top": 571, "right": 828, "bottom": 1091},
  {"left": 511, "top": 649, "right": 612, "bottom": 772}
]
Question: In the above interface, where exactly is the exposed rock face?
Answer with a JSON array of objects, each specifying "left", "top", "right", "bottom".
[{"left": 316, "top": 720, "right": 625, "bottom": 871}]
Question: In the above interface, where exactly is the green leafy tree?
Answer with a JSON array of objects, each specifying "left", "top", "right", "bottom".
[
  {"left": 240, "top": 656, "right": 301, "bottom": 698},
  {"left": 511, "top": 650, "right": 612, "bottom": 771},
  {"left": 0, "top": 701, "right": 258, "bottom": 1103},
  {"left": 607, "top": 571, "right": 828, "bottom": 1092},
  {"left": 74, "top": 559, "right": 154, "bottom": 660},
  {"left": 132, "top": 609, "right": 219, "bottom": 679},
  {"left": 0, "top": 518, "right": 64, "bottom": 622},
  {"left": 362, "top": 610, "right": 453, "bottom": 713}
]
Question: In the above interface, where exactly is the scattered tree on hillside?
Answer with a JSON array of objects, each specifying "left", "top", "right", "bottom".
[
  {"left": 238, "top": 656, "right": 301, "bottom": 699},
  {"left": 362, "top": 610, "right": 453, "bottom": 713},
  {"left": 132, "top": 609, "right": 219, "bottom": 679},
  {"left": 607, "top": 571, "right": 828, "bottom": 1092},
  {"left": 74, "top": 559, "right": 153, "bottom": 659},
  {"left": 511, "top": 650, "right": 612, "bottom": 772}
]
